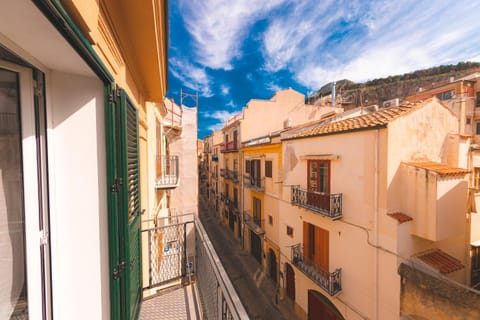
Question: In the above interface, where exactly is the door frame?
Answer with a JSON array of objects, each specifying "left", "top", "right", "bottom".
[{"left": 0, "top": 60, "right": 47, "bottom": 319}]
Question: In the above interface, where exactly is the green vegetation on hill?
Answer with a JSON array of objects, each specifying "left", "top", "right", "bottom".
[{"left": 308, "top": 61, "right": 480, "bottom": 108}]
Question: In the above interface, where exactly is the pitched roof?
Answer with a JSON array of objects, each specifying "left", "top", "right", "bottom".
[
  {"left": 282, "top": 100, "right": 429, "bottom": 140},
  {"left": 387, "top": 212, "right": 413, "bottom": 224},
  {"left": 416, "top": 249, "right": 464, "bottom": 274},
  {"left": 403, "top": 161, "right": 470, "bottom": 177}
]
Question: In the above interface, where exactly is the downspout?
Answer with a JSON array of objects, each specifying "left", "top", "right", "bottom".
[{"left": 374, "top": 129, "right": 380, "bottom": 320}]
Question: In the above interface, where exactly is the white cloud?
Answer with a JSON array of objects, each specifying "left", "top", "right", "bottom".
[
  {"left": 202, "top": 109, "right": 239, "bottom": 132},
  {"left": 169, "top": 58, "right": 213, "bottom": 97},
  {"left": 179, "top": 0, "right": 287, "bottom": 70},
  {"left": 261, "top": 0, "right": 480, "bottom": 89},
  {"left": 266, "top": 82, "right": 282, "bottom": 93},
  {"left": 221, "top": 85, "right": 230, "bottom": 95}
]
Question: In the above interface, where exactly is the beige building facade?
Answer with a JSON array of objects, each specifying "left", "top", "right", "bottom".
[{"left": 280, "top": 99, "right": 473, "bottom": 319}]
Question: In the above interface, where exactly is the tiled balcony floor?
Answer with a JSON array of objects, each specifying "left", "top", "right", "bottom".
[{"left": 139, "top": 283, "right": 201, "bottom": 320}]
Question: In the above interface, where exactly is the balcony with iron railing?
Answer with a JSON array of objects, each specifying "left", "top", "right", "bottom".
[
  {"left": 220, "top": 140, "right": 239, "bottom": 153},
  {"left": 227, "top": 169, "right": 239, "bottom": 182},
  {"left": 155, "top": 155, "right": 179, "bottom": 189},
  {"left": 139, "top": 213, "right": 248, "bottom": 319},
  {"left": 228, "top": 200, "right": 239, "bottom": 214},
  {"left": 220, "top": 168, "right": 228, "bottom": 178},
  {"left": 291, "top": 186, "right": 342, "bottom": 220},
  {"left": 243, "top": 174, "right": 265, "bottom": 192},
  {"left": 291, "top": 243, "right": 342, "bottom": 296},
  {"left": 243, "top": 210, "right": 264, "bottom": 235}
]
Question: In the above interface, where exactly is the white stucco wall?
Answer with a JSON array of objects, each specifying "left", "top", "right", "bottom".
[
  {"left": 48, "top": 71, "right": 109, "bottom": 320},
  {"left": 170, "top": 106, "right": 199, "bottom": 215}
]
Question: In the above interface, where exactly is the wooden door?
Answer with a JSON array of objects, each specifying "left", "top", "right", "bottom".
[
  {"left": 268, "top": 249, "right": 277, "bottom": 283},
  {"left": 286, "top": 263, "right": 295, "bottom": 301},
  {"left": 303, "top": 222, "right": 329, "bottom": 272},
  {"left": 308, "top": 290, "right": 344, "bottom": 320}
]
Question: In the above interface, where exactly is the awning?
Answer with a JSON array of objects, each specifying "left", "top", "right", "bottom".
[{"left": 416, "top": 249, "right": 464, "bottom": 274}]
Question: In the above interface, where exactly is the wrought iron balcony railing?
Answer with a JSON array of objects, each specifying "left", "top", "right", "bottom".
[
  {"left": 220, "top": 168, "right": 227, "bottom": 178},
  {"left": 141, "top": 214, "right": 248, "bottom": 319},
  {"left": 155, "top": 155, "right": 179, "bottom": 189},
  {"left": 228, "top": 200, "right": 239, "bottom": 213},
  {"left": 291, "top": 243, "right": 342, "bottom": 296},
  {"left": 220, "top": 141, "right": 239, "bottom": 153},
  {"left": 291, "top": 186, "right": 342, "bottom": 219},
  {"left": 243, "top": 174, "right": 265, "bottom": 192},
  {"left": 227, "top": 169, "right": 239, "bottom": 182},
  {"left": 243, "top": 210, "right": 264, "bottom": 234}
]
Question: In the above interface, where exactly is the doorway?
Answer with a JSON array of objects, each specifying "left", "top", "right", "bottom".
[{"left": 0, "top": 60, "right": 51, "bottom": 319}]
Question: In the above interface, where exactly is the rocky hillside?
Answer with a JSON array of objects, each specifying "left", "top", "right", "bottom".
[{"left": 307, "top": 62, "right": 480, "bottom": 109}]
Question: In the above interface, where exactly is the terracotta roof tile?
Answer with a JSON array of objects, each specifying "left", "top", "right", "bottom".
[
  {"left": 387, "top": 212, "right": 413, "bottom": 224},
  {"left": 416, "top": 249, "right": 464, "bottom": 274},
  {"left": 282, "top": 102, "right": 427, "bottom": 140},
  {"left": 404, "top": 161, "right": 470, "bottom": 177}
]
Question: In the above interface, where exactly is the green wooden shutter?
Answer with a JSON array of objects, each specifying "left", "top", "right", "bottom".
[
  {"left": 118, "top": 91, "right": 142, "bottom": 320},
  {"left": 106, "top": 85, "right": 142, "bottom": 320}
]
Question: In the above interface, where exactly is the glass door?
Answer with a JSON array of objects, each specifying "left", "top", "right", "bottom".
[{"left": 0, "top": 60, "right": 49, "bottom": 319}]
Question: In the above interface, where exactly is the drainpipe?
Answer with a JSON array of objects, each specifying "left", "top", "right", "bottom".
[{"left": 374, "top": 129, "right": 380, "bottom": 320}]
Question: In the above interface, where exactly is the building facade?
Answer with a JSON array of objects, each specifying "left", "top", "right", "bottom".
[
  {"left": 0, "top": 1, "right": 173, "bottom": 319},
  {"left": 280, "top": 99, "right": 472, "bottom": 319}
]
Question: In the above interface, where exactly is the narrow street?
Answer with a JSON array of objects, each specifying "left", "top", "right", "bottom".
[{"left": 198, "top": 195, "right": 297, "bottom": 320}]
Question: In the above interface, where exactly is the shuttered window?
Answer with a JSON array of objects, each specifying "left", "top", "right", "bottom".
[{"left": 265, "top": 160, "right": 272, "bottom": 178}]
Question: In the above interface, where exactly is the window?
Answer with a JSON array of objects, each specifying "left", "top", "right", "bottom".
[
  {"left": 265, "top": 160, "right": 273, "bottom": 178},
  {"left": 435, "top": 90, "right": 454, "bottom": 101},
  {"left": 253, "top": 197, "right": 261, "bottom": 220},
  {"left": 286, "top": 226, "right": 293, "bottom": 237},
  {"left": 467, "top": 118, "right": 472, "bottom": 125},
  {"left": 233, "top": 159, "right": 238, "bottom": 171},
  {"left": 234, "top": 188, "right": 238, "bottom": 205},
  {"left": 268, "top": 215, "right": 273, "bottom": 225},
  {"left": 308, "top": 160, "right": 330, "bottom": 193},
  {"left": 476, "top": 123, "right": 480, "bottom": 135},
  {"left": 245, "top": 160, "right": 251, "bottom": 173},
  {"left": 476, "top": 92, "right": 480, "bottom": 107},
  {"left": 474, "top": 167, "right": 480, "bottom": 189},
  {"left": 251, "top": 159, "right": 261, "bottom": 187}
]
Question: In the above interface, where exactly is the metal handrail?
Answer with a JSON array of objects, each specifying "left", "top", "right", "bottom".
[
  {"left": 291, "top": 186, "right": 342, "bottom": 219},
  {"left": 243, "top": 174, "right": 265, "bottom": 191},
  {"left": 291, "top": 243, "right": 342, "bottom": 296},
  {"left": 155, "top": 155, "right": 179, "bottom": 188}
]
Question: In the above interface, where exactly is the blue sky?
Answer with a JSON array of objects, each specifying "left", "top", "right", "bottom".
[{"left": 166, "top": 0, "right": 480, "bottom": 139}]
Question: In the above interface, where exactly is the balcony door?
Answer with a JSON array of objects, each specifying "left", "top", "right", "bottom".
[
  {"left": 307, "top": 160, "right": 330, "bottom": 210},
  {"left": 0, "top": 61, "right": 50, "bottom": 319},
  {"left": 303, "top": 223, "right": 329, "bottom": 272}
]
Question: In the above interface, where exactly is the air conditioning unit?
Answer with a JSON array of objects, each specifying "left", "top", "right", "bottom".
[
  {"left": 283, "top": 118, "right": 292, "bottom": 129},
  {"left": 383, "top": 98, "right": 400, "bottom": 108}
]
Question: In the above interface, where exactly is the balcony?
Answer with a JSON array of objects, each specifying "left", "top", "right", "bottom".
[
  {"left": 229, "top": 200, "right": 239, "bottom": 214},
  {"left": 220, "top": 140, "right": 239, "bottom": 153},
  {"left": 291, "top": 186, "right": 342, "bottom": 220},
  {"left": 243, "top": 210, "right": 264, "bottom": 235},
  {"left": 291, "top": 244, "right": 342, "bottom": 296},
  {"left": 244, "top": 174, "right": 265, "bottom": 192},
  {"left": 227, "top": 169, "right": 239, "bottom": 182},
  {"left": 220, "top": 168, "right": 228, "bottom": 178},
  {"left": 155, "top": 155, "right": 179, "bottom": 189},
  {"left": 140, "top": 214, "right": 248, "bottom": 319}
]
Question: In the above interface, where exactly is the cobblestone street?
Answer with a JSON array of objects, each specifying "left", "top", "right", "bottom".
[{"left": 198, "top": 195, "right": 297, "bottom": 320}]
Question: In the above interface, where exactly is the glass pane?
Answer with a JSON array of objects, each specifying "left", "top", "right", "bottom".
[
  {"left": 0, "top": 68, "right": 28, "bottom": 318},
  {"left": 319, "top": 162, "right": 329, "bottom": 193},
  {"left": 308, "top": 161, "right": 317, "bottom": 191}
]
